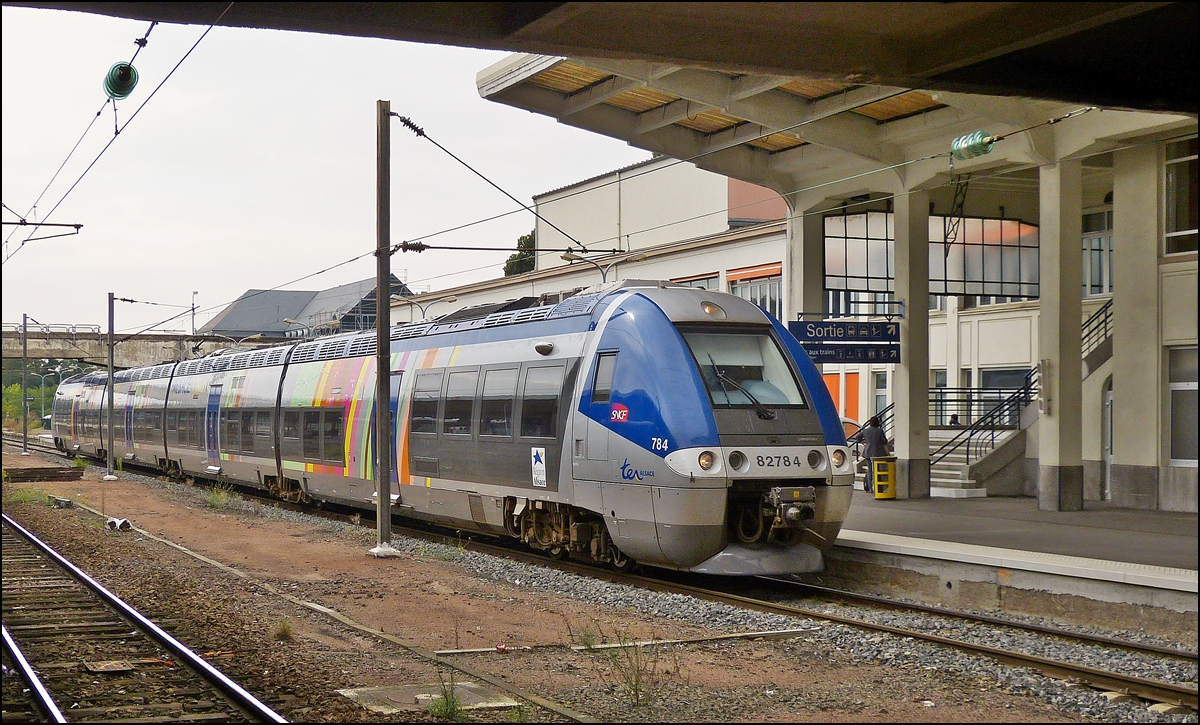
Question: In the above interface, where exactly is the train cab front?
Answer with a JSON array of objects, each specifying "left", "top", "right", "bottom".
[
  {"left": 578, "top": 284, "right": 853, "bottom": 576},
  {"left": 662, "top": 295, "right": 855, "bottom": 575}
]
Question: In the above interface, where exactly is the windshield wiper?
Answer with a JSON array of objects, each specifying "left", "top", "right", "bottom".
[{"left": 708, "top": 354, "right": 776, "bottom": 420}]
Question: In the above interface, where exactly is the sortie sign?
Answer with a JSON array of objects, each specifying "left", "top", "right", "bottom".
[{"left": 787, "top": 320, "right": 899, "bottom": 343}]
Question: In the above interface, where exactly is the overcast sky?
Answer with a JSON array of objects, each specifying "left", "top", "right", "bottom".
[{"left": 1, "top": 7, "right": 649, "bottom": 334}]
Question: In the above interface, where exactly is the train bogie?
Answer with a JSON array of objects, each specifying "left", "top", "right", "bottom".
[{"left": 52, "top": 281, "right": 853, "bottom": 576}]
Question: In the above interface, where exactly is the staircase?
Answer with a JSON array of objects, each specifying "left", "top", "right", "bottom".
[
  {"left": 846, "top": 301, "right": 1114, "bottom": 499},
  {"left": 929, "top": 428, "right": 1019, "bottom": 497}
]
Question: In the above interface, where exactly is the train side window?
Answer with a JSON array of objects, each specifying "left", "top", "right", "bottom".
[
  {"left": 225, "top": 411, "right": 240, "bottom": 454},
  {"left": 411, "top": 371, "right": 443, "bottom": 435},
  {"left": 322, "top": 410, "right": 344, "bottom": 465},
  {"left": 520, "top": 366, "right": 564, "bottom": 439},
  {"left": 443, "top": 370, "right": 478, "bottom": 436},
  {"left": 167, "top": 411, "right": 178, "bottom": 433},
  {"left": 302, "top": 410, "right": 321, "bottom": 460},
  {"left": 281, "top": 411, "right": 301, "bottom": 459},
  {"left": 256, "top": 411, "right": 272, "bottom": 453},
  {"left": 480, "top": 368, "right": 518, "bottom": 437},
  {"left": 190, "top": 411, "right": 202, "bottom": 449},
  {"left": 592, "top": 353, "right": 617, "bottom": 404},
  {"left": 241, "top": 411, "right": 255, "bottom": 452}
]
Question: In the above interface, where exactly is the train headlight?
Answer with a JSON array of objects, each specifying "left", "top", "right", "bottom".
[
  {"left": 727, "top": 450, "right": 746, "bottom": 471},
  {"left": 807, "top": 450, "right": 824, "bottom": 469},
  {"left": 698, "top": 451, "right": 716, "bottom": 470},
  {"left": 831, "top": 449, "right": 846, "bottom": 468},
  {"left": 700, "top": 301, "right": 726, "bottom": 319}
]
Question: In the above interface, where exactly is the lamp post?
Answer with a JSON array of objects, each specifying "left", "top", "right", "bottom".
[
  {"left": 391, "top": 294, "right": 458, "bottom": 321},
  {"left": 561, "top": 251, "right": 647, "bottom": 283},
  {"left": 191, "top": 291, "right": 198, "bottom": 335},
  {"left": 283, "top": 318, "right": 313, "bottom": 340},
  {"left": 29, "top": 371, "right": 56, "bottom": 420}
]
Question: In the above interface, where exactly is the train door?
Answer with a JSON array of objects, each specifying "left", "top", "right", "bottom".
[
  {"left": 572, "top": 352, "right": 616, "bottom": 482},
  {"left": 123, "top": 387, "right": 134, "bottom": 449},
  {"left": 205, "top": 386, "right": 222, "bottom": 461},
  {"left": 587, "top": 352, "right": 616, "bottom": 463}
]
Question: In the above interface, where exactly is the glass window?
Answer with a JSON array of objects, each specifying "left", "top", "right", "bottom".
[
  {"left": 281, "top": 411, "right": 301, "bottom": 458},
  {"left": 241, "top": 411, "right": 255, "bottom": 452},
  {"left": 442, "top": 371, "right": 478, "bottom": 435},
  {"left": 410, "top": 371, "right": 443, "bottom": 435},
  {"left": 302, "top": 410, "right": 321, "bottom": 460},
  {"left": 674, "top": 275, "right": 719, "bottom": 290},
  {"left": 1169, "top": 347, "right": 1198, "bottom": 462},
  {"left": 1165, "top": 137, "right": 1198, "bottom": 254},
  {"left": 681, "top": 331, "right": 806, "bottom": 407},
  {"left": 980, "top": 368, "right": 1031, "bottom": 389},
  {"left": 1082, "top": 209, "right": 1114, "bottom": 296},
  {"left": 592, "top": 353, "right": 617, "bottom": 404},
  {"left": 520, "top": 366, "right": 564, "bottom": 438},
  {"left": 322, "top": 410, "right": 344, "bottom": 465},
  {"left": 256, "top": 411, "right": 271, "bottom": 439},
  {"left": 729, "top": 275, "right": 783, "bottom": 320},
  {"left": 224, "top": 411, "right": 239, "bottom": 453},
  {"left": 167, "top": 411, "right": 178, "bottom": 431},
  {"left": 874, "top": 371, "right": 888, "bottom": 415},
  {"left": 479, "top": 368, "right": 518, "bottom": 437}
]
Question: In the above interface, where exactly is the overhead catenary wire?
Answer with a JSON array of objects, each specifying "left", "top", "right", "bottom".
[
  {"left": 4, "top": 22, "right": 155, "bottom": 253},
  {"left": 393, "top": 114, "right": 591, "bottom": 253},
  {"left": 2, "top": 5, "right": 234, "bottom": 266},
  {"left": 139, "top": 110, "right": 1156, "bottom": 336}
]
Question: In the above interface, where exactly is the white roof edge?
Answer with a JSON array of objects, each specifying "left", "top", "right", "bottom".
[{"left": 477, "top": 53, "right": 566, "bottom": 97}]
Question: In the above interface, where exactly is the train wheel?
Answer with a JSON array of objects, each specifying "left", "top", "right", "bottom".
[
  {"left": 610, "top": 546, "right": 635, "bottom": 572},
  {"left": 548, "top": 546, "right": 569, "bottom": 561}
]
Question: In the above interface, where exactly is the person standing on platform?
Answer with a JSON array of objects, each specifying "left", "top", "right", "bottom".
[
  {"left": 948, "top": 413, "right": 961, "bottom": 426},
  {"left": 860, "top": 417, "right": 889, "bottom": 493}
]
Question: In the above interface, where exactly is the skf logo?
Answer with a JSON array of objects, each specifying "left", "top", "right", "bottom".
[{"left": 610, "top": 403, "right": 629, "bottom": 422}]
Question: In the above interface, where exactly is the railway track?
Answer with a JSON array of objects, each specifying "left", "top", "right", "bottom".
[
  {"left": 1, "top": 513, "right": 286, "bottom": 723},
  {"left": 7, "top": 435, "right": 1196, "bottom": 712}
]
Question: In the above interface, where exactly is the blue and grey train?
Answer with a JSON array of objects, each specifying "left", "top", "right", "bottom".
[{"left": 53, "top": 281, "right": 854, "bottom": 575}]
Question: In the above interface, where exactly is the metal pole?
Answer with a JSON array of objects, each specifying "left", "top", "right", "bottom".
[
  {"left": 21, "top": 313, "right": 28, "bottom": 455},
  {"left": 105, "top": 292, "right": 116, "bottom": 481},
  {"left": 191, "top": 291, "right": 197, "bottom": 336},
  {"left": 371, "top": 100, "right": 399, "bottom": 557}
]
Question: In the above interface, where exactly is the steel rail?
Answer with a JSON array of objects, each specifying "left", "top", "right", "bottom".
[
  {"left": 1, "top": 513, "right": 288, "bottom": 723},
  {"left": 585, "top": 569, "right": 1199, "bottom": 710},
  {"left": 392, "top": 529, "right": 1199, "bottom": 709},
  {"left": 11, "top": 438, "right": 1195, "bottom": 709},
  {"left": 2, "top": 623, "right": 67, "bottom": 723},
  {"left": 760, "top": 578, "right": 1198, "bottom": 661}
]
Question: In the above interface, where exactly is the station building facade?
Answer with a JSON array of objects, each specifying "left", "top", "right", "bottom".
[{"left": 392, "top": 57, "right": 1197, "bottom": 513}]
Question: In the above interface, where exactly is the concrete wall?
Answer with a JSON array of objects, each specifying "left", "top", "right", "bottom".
[{"left": 534, "top": 157, "right": 727, "bottom": 270}]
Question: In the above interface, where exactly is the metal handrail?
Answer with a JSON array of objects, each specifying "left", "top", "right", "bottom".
[
  {"left": 1082, "top": 298, "right": 1113, "bottom": 357},
  {"left": 929, "top": 386, "right": 1028, "bottom": 426},
  {"left": 931, "top": 368, "right": 1038, "bottom": 467}
]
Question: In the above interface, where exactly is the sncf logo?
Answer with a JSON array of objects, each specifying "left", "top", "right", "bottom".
[{"left": 610, "top": 403, "right": 629, "bottom": 422}]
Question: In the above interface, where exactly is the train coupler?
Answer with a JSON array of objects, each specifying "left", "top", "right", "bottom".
[{"left": 766, "top": 486, "right": 816, "bottom": 530}]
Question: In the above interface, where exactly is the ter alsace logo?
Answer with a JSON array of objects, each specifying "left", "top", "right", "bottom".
[{"left": 610, "top": 403, "right": 629, "bottom": 422}]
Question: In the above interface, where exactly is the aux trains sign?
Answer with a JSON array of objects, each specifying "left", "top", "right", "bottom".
[{"left": 787, "top": 320, "right": 901, "bottom": 363}]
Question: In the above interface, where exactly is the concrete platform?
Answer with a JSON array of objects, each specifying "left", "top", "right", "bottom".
[
  {"left": 841, "top": 490, "right": 1197, "bottom": 572},
  {"left": 825, "top": 492, "right": 1197, "bottom": 630}
]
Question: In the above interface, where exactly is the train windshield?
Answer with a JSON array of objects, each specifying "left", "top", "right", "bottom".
[{"left": 680, "top": 330, "right": 806, "bottom": 408}]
